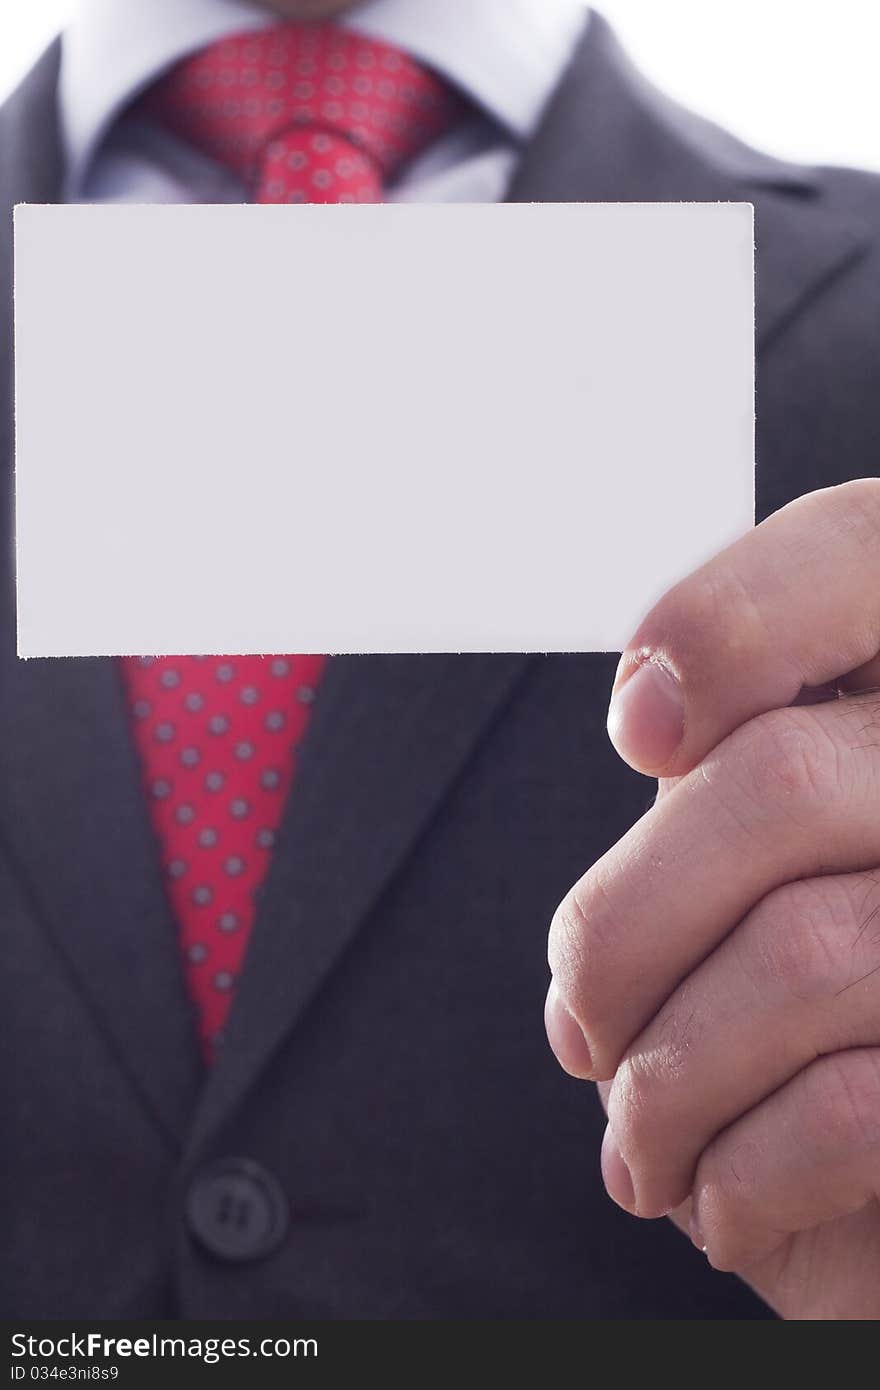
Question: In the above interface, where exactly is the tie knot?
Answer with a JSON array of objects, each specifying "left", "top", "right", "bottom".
[{"left": 141, "top": 24, "right": 466, "bottom": 201}]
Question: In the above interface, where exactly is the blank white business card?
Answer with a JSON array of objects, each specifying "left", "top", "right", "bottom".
[{"left": 14, "top": 202, "right": 753, "bottom": 656}]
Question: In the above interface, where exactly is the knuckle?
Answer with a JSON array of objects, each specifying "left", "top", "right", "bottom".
[
  {"left": 835, "top": 478, "right": 880, "bottom": 551},
  {"left": 806, "top": 1050, "right": 880, "bottom": 1154},
  {"left": 735, "top": 707, "right": 840, "bottom": 811},
  {"left": 548, "top": 869, "right": 624, "bottom": 1050},
  {"left": 607, "top": 1056, "right": 658, "bottom": 1158},
  {"left": 717, "top": 1137, "right": 763, "bottom": 1201},
  {"left": 548, "top": 887, "right": 589, "bottom": 988},
  {"left": 611, "top": 994, "right": 703, "bottom": 1150},
  {"left": 740, "top": 878, "right": 846, "bottom": 1005},
  {"left": 608, "top": 1045, "right": 681, "bottom": 1164},
  {"left": 693, "top": 1139, "right": 766, "bottom": 1272}
]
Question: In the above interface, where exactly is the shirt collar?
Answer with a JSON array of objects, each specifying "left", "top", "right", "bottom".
[
  {"left": 60, "top": 0, "right": 590, "bottom": 197},
  {"left": 343, "top": 1, "right": 590, "bottom": 138}
]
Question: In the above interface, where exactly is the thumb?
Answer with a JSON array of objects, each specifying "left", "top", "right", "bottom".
[{"left": 607, "top": 482, "right": 880, "bottom": 777}]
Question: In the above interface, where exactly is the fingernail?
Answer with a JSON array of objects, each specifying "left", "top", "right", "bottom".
[
  {"left": 689, "top": 1207, "right": 707, "bottom": 1253},
  {"left": 601, "top": 1124, "right": 635, "bottom": 1212},
  {"left": 607, "top": 658, "right": 684, "bottom": 773},
  {"left": 544, "top": 979, "right": 593, "bottom": 1079}
]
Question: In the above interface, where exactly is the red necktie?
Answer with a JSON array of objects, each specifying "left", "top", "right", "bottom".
[
  {"left": 140, "top": 23, "right": 465, "bottom": 203},
  {"left": 121, "top": 26, "right": 464, "bottom": 1058}
]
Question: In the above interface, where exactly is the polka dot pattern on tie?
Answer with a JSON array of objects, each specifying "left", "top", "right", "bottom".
[
  {"left": 140, "top": 23, "right": 467, "bottom": 204},
  {"left": 121, "top": 654, "right": 327, "bottom": 1055}
]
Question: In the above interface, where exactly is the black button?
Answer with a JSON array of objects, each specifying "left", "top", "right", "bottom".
[{"left": 186, "top": 1158, "right": 288, "bottom": 1261}]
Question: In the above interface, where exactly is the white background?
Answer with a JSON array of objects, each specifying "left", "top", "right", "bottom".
[{"left": 1, "top": 1, "right": 878, "bottom": 173}]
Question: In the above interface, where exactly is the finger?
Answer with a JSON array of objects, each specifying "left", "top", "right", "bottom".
[
  {"left": 606, "top": 479, "right": 880, "bottom": 777},
  {"left": 596, "top": 1081, "right": 697, "bottom": 1250},
  {"left": 688, "top": 1048, "right": 880, "bottom": 1274},
  {"left": 547, "top": 692, "right": 880, "bottom": 1080},
  {"left": 595, "top": 1082, "right": 699, "bottom": 1249},
  {"left": 604, "top": 872, "right": 880, "bottom": 1218}
]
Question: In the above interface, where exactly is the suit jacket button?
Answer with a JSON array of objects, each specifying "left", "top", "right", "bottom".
[{"left": 186, "top": 1158, "right": 288, "bottom": 1261}]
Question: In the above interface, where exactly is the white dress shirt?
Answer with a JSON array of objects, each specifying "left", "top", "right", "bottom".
[{"left": 60, "top": 0, "right": 590, "bottom": 206}]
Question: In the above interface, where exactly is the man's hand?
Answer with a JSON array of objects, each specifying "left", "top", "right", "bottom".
[{"left": 545, "top": 479, "right": 880, "bottom": 1320}]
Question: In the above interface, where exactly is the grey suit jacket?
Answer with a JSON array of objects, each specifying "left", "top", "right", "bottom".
[{"left": 1, "top": 14, "right": 878, "bottom": 1318}]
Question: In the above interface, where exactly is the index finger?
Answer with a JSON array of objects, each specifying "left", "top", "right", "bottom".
[{"left": 607, "top": 479, "right": 880, "bottom": 777}]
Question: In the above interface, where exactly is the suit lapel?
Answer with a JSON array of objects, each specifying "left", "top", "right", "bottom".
[
  {"left": 508, "top": 11, "right": 872, "bottom": 350},
  {"left": 187, "top": 653, "right": 530, "bottom": 1150},
  {"left": 0, "top": 651, "right": 204, "bottom": 1141},
  {"left": 0, "top": 43, "right": 203, "bottom": 1147}
]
